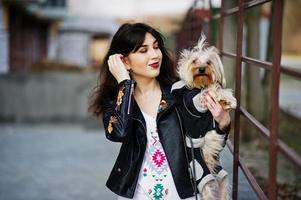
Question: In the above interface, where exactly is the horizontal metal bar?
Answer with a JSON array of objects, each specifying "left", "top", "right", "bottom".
[
  {"left": 242, "top": 56, "right": 272, "bottom": 70},
  {"left": 239, "top": 152, "right": 269, "bottom": 200},
  {"left": 224, "top": 7, "right": 239, "bottom": 17},
  {"left": 240, "top": 107, "right": 270, "bottom": 139},
  {"left": 278, "top": 139, "right": 301, "bottom": 169},
  {"left": 222, "top": 53, "right": 301, "bottom": 80},
  {"left": 240, "top": 107, "right": 301, "bottom": 170},
  {"left": 227, "top": 141, "right": 268, "bottom": 200},
  {"left": 212, "top": 14, "right": 220, "bottom": 20},
  {"left": 245, "top": 0, "right": 272, "bottom": 9},
  {"left": 221, "top": 51, "right": 237, "bottom": 58},
  {"left": 213, "top": 0, "right": 272, "bottom": 19},
  {"left": 280, "top": 65, "right": 301, "bottom": 79},
  {"left": 212, "top": 13, "right": 220, "bottom": 20},
  {"left": 222, "top": 51, "right": 272, "bottom": 70}
]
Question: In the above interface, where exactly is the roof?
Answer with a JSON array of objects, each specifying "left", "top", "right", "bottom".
[{"left": 59, "top": 17, "right": 119, "bottom": 35}]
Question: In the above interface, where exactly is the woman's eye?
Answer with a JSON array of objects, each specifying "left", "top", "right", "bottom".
[{"left": 139, "top": 48, "right": 147, "bottom": 53}]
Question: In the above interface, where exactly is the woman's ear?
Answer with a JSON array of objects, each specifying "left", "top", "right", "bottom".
[{"left": 122, "top": 57, "right": 131, "bottom": 70}]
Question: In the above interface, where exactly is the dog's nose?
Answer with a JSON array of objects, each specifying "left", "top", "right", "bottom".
[{"left": 198, "top": 67, "right": 206, "bottom": 74}]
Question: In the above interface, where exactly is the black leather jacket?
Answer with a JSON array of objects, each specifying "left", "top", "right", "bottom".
[{"left": 102, "top": 79, "right": 195, "bottom": 198}]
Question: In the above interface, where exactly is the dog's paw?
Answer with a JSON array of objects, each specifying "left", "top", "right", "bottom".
[{"left": 211, "top": 86, "right": 236, "bottom": 110}]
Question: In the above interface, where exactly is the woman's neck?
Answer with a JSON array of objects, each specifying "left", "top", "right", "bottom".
[
  {"left": 133, "top": 77, "right": 162, "bottom": 118},
  {"left": 133, "top": 77, "right": 160, "bottom": 96}
]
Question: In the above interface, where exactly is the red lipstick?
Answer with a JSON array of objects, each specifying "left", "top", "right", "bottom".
[{"left": 149, "top": 62, "right": 160, "bottom": 69}]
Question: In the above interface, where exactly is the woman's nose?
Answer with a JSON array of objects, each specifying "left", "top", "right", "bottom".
[{"left": 149, "top": 48, "right": 159, "bottom": 58}]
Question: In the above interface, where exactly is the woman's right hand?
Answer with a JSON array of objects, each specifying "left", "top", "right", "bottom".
[{"left": 108, "top": 54, "right": 131, "bottom": 83}]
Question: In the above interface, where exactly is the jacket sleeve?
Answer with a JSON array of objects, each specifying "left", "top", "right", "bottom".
[
  {"left": 183, "top": 89, "right": 231, "bottom": 137},
  {"left": 102, "top": 79, "right": 135, "bottom": 142},
  {"left": 216, "top": 122, "right": 231, "bottom": 135},
  {"left": 215, "top": 122, "right": 231, "bottom": 147}
]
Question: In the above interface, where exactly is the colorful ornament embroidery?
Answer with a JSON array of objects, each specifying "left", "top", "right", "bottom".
[
  {"left": 158, "top": 100, "right": 167, "bottom": 113},
  {"left": 144, "top": 129, "right": 168, "bottom": 175},
  {"left": 143, "top": 168, "right": 147, "bottom": 177},
  {"left": 107, "top": 116, "right": 117, "bottom": 134},
  {"left": 139, "top": 121, "right": 171, "bottom": 199},
  {"left": 153, "top": 184, "right": 164, "bottom": 200},
  {"left": 151, "top": 130, "right": 159, "bottom": 146},
  {"left": 116, "top": 86, "right": 125, "bottom": 111},
  {"left": 152, "top": 149, "right": 166, "bottom": 167}
]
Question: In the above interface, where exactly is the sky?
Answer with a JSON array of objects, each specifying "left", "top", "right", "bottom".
[
  {"left": 68, "top": 0, "right": 222, "bottom": 18},
  {"left": 68, "top": 0, "right": 196, "bottom": 18}
]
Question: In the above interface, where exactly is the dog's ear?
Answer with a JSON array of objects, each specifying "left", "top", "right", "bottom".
[
  {"left": 215, "top": 52, "right": 226, "bottom": 88},
  {"left": 178, "top": 49, "right": 195, "bottom": 88},
  {"left": 179, "top": 49, "right": 191, "bottom": 61},
  {"left": 178, "top": 49, "right": 193, "bottom": 74},
  {"left": 208, "top": 47, "right": 226, "bottom": 88}
]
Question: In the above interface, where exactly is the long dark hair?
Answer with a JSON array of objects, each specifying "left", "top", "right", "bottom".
[{"left": 89, "top": 23, "right": 177, "bottom": 117}]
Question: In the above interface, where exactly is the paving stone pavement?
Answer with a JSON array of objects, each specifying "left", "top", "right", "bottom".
[
  {"left": 0, "top": 123, "right": 257, "bottom": 200},
  {"left": 0, "top": 124, "right": 118, "bottom": 200}
]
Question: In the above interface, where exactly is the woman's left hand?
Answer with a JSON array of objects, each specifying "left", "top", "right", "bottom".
[{"left": 204, "top": 91, "right": 231, "bottom": 130}]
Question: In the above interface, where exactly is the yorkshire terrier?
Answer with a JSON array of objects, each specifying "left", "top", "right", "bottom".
[
  {"left": 177, "top": 34, "right": 236, "bottom": 113},
  {"left": 172, "top": 34, "right": 236, "bottom": 200}
]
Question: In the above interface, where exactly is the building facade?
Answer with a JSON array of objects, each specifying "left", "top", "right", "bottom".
[
  {"left": 0, "top": 1, "right": 8, "bottom": 73},
  {"left": 1, "top": 0, "right": 66, "bottom": 73}
]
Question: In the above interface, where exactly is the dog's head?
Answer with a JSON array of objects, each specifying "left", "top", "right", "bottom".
[{"left": 178, "top": 34, "right": 226, "bottom": 89}]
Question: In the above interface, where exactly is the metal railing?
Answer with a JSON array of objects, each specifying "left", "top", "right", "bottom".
[
  {"left": 215, "top": 0, "right": 301, "bottom": 199},
  {"left": 177, "top": 0, "right": 301, "bottom": 199}
]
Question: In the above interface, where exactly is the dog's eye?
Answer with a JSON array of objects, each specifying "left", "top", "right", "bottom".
[
  {"left": 206, "top": 61, "right": 211, "bottom": 65},
  {"left": 192, "top": 59, "right": 197, "bottom": 64}
]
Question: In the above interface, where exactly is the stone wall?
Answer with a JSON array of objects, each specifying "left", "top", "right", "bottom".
[{"left": 0, "top": 72, "right": 98, "bottom": 123}]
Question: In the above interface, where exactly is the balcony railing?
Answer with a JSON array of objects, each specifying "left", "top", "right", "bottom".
[{"left": 5, "top": 0, "right": 67, "bottom": 20}]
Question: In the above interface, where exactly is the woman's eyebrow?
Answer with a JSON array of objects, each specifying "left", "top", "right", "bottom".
[{"left": 140, "top": 40, "right": 158, "bottom": 47}]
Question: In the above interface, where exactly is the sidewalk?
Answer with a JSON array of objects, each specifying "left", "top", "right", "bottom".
[
  {"left": 0, "top": 124, "right": 118, "bottom": 200},
  {"left": 0, "top": 123, "right": 257, "bottom": 200}
]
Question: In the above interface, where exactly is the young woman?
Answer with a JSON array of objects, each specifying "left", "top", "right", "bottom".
[{"left": 89, "top": 23, "right": 231, "bottom": 200}]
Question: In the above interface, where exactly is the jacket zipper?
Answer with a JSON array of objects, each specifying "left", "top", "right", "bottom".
[{"left": 127, "top": 81, "right": 135, "bottom": 115}]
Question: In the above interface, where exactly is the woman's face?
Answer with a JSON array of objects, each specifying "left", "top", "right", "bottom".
[{"left": 125, "top": 32, "right": 163, "bottom": 80}]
